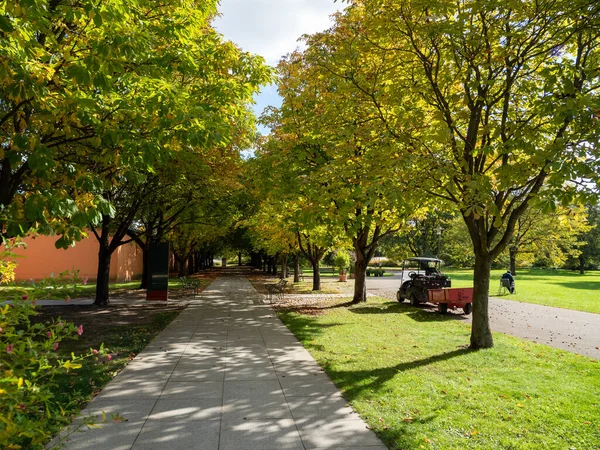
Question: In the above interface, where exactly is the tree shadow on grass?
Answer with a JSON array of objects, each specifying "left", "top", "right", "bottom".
[
  {"left": 551, "top": 281, "right": 600, "bottom": 290},
  {"left": 330, "top": 347, "right": 475, "bottom": 449},
  {"left": 349, "top": 302, "right": 467, "bottom": 322},
  {"left": 277, "top": 310, "right": 344, "bottom": 343}
]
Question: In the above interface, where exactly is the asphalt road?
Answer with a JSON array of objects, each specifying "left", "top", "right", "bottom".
[{"left": 367, "top": 274, "right": 600, "bottom": 359}]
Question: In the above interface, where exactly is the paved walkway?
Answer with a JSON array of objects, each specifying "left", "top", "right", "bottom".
[{"left": 57, "top": 275, "right": 386, "bottom": 450}]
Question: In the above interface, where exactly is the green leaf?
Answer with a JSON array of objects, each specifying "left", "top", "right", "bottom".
[{"left": 0, "top": 15, "right": 14, "bottom": 33}]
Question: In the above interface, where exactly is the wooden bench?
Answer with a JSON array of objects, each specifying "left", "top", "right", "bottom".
[
  {"left": 265, "top": 279, "right": 288, "bottom": 303},
  {"left": 180, "top": 276, "right": 200, "bottom": 295}
]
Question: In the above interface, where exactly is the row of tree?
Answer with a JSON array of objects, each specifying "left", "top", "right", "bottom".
[
  {"left": 245, "top": 0, "right": 600, "bottom": 349},
  {"left": 1, "top": 1, "right": 271, "bottom": 303},
  {"left": 380, "top": 204, "right": 600, "bottom": 274}
]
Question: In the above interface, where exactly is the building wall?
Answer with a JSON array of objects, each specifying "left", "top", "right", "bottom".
[{"left": 11, "top": 234, "right": 143, "bottom": 282}]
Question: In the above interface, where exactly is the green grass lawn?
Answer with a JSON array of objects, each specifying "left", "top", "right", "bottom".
[
  {"left": 279, "top": 297, "right": 600, "bottom": 450},
  {"left": 443, "top": 268, "right": 600, "bottom": 314}
]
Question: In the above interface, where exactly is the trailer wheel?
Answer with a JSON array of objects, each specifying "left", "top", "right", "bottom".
[
  {"left": 410, "top": 294, "right": 420, "bottom": 306},
  {"left": 463, "top": 303, "right": 472, "bottom": 315},
  {"left": 438, "top": 303, "right": 448, "bottom": 314}
]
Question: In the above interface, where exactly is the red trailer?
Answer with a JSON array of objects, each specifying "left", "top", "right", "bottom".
[{"left": 427, "top": 287, "right": 473, "bottom": 314}]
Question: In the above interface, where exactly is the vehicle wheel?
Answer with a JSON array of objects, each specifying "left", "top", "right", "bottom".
[
  {"left": 396, "top": 290, "right": 403, "bottom": 302},
  {"left": 463, "top": 303, "right": 472, "bottom": 315},
  {"left": 410, "top": 294, "right": 420, "bottom": 306},
  {"left": 438, "top": 303, "right": 448, "bottom": 314}
]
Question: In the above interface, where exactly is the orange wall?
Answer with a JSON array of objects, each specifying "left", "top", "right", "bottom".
[{"left": 11, "top": 234, "right": 143, "bottom": 282}]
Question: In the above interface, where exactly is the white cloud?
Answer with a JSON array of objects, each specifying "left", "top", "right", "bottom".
[{"left": 213, "top": 0, "right": 344, "bottom": 65}]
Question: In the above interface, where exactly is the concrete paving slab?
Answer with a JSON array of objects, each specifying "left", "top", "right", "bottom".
[
  {"left": 268, "top": 346, "right": 317, "bottom": 363},
  {"left": 79, "top": 398, "right": 158, "bottom": 423},
  {"left": 296, "top": 417, "right": 383, "bottom": 449},
  {"left": 287, "top": 394, "right": 358, "bottom": 422},
  {"left": 148, "top": 397, "right": 222, "bottom": 421},
  {"left": 97, "top": 380, "right": 167, "bottom": 399},
  {"left": 161, "top": 380, "right": 224, "bottom": 398},
  {"left": 278, "top": 374, "right": 344, "bottom": 398},
  {"left": 222, "top": 379, "right": 292, "bottom": 419},
  {"left": 170, "top": 363, "right": 226, "bottom": 382},
  {"left": 57, "top": 420, "right": 146, "bottom": 450},
  {"left": 273, "top": 361, "right": 325, "bottom": 377},
  {"left": 219, "top": 418, "right": 304, "bottom": 450},
  {"left": 132, "top": 419, "right": 220, "bottom": 450},
  {"left": 224, "top": 366, "right": 278, "bottom": 381}
]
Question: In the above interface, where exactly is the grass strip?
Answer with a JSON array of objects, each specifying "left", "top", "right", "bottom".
[
  {"left": 444, "top": 269, "right": 600, "bottom": 314},
  {"left": 278, "top": 297, "right": 600, "bottom": 449}
]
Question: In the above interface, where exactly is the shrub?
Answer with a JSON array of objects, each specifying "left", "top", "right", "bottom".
[
  {"left": 332, "top": 251, "right": 351, "bottom": 275},
  {"left": 0, "top": 274, "right": 108, "bottom": 449}
]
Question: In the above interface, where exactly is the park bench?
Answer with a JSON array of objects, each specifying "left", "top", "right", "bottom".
[
  {"left": 265, "top": 279, "right": 288, "bottom": 303},
  {"left": 180, "top": 276, "right": 200, "bottom": 296}
]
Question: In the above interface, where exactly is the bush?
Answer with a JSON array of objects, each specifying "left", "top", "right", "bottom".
[
  {"left": 332, "top": 251, "right": 351, "bottom": 275},
  {"left": 0, "top": 274, "right": 108, "bottom": 449}
]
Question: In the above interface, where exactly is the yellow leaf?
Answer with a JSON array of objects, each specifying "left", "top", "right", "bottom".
[{"left": 17, "top": 378, "right": 23, "bottom": 388}]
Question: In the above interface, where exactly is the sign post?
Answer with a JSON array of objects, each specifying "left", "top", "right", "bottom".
[{"left": 146, "top": 241, "right": 169, "bottom": 301}]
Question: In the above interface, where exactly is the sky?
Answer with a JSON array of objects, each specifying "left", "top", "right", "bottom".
[{"left": 212, "top": 0, "right": 345, "bottom": 132}]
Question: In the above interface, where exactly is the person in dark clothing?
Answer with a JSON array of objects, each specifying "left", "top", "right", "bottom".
[{"left": 501, "top": 270, "right": 515, "bottom": 294}]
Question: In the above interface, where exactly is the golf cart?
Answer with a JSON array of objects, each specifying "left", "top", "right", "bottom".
[{"left": 396, "top": 257, "right": 451, "bottom": 305}]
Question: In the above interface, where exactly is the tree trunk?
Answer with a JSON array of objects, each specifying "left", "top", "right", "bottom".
[
  {"left": 178, "top": 256, "right": 186, "bottom": 277},
  {"left": 352, "top": 254, "right": 368, "bottom": 304},
  {"left": 470, "top": 252, "right": 494, "bottom": 349},
  {"left": 579, "top": 254, "right": 585, "bottom": 275},
  {"left": 187, "top": 254, "right": 194, "bottom": 275},
  {"left": 238, "top": 252, "right": 242, "bottom": 266},
  {"left": 311, "top": 260, "right": 321, "bottom": 291},
  {"left": 509, "top": 247, "right": 517, "bottom": 276},
  {"left": 271, "top": 257, "right": 277, "bottom": 276},
  {"left": 94, "top": 245, "right": 112, "bottom": 306},
  {"left": 280, "top": 254, "right": 288, "bottom": 279},
  {"left": 293, "top": 256, "right": 300, "bottom": 283}
]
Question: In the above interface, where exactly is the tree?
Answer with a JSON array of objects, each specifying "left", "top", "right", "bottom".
[
  {"left": 90, "top": 179, "right": 151, "bottom": 305},
  {"left": 263, "top": 41, "right": 426, "bottom": 303},
  {"left": 319, "top": 0, "right": 600, "bottom": 348},
  {"left": 0, "top": 0, "right": 271, "bottom": 249},
  {"left": 506, "top": 204, "right": 590, "bottom": 275},
  {"left": 379, "top": 211, "right": 455, "bottom": 263},
  {"left": 573, "top": 203, "right": 600, "bottom": 272}
]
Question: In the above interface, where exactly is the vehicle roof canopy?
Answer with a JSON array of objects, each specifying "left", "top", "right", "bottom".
[{"left": 403, "top": 257, "right": 443, "bottom": 263}]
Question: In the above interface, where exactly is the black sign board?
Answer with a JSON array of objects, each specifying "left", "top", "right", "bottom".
[{"left": 146, "top": 241, "right": 169, "bottom": 301}]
